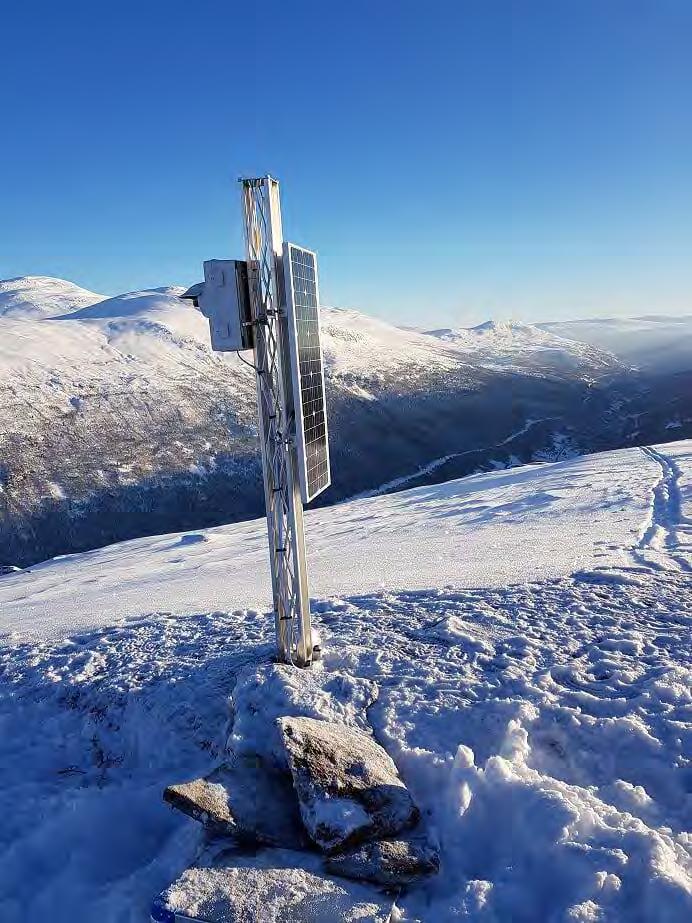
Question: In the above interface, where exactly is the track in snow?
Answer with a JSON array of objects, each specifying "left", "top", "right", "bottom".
[{"left": 633, "top": 445, "right": 692, "bottom": 573}]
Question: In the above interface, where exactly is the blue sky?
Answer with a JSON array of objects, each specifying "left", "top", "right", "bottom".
[{"left": 1, "top": 0, "right": 690, "bottom": 327}]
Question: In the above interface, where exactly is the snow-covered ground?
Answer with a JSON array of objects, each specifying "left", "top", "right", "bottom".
[
  {"left": 0, "top": 446, "right": 667, "bottom": 639},
  {"left": 1, "top": 440, "right": 691, "bottom": 922}
]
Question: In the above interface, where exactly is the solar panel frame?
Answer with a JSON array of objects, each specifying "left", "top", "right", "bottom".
[{"left": 282, "top": 241, "right": 331, "bottom": 504}]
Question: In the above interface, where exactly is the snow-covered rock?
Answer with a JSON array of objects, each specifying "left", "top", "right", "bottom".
[
  {"left": 155, "top": 844, "right": 394, "bottom": 923},
  {"left": 228, "top": 663, "right": 377, "bottom": 769},
  {"left": 325, "top": 835, "right": 440, "bottom": 887},
  {"left": 278, "top": 716, "right": 419, "bottom": 853},
  {"left": 163, "top": 756, "right": 308, "bottom": 850}
]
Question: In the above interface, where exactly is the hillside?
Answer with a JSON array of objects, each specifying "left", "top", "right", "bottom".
[
  {"left": 541, "top": 314, "right": 692, "bottom": 373},
  {"left": 1, "top": 276, "right": 691, "bottom": 569},
  {"left": 0, "top": 276, "right": 624, "bottom": 568},
  {"left": 0, "top": 276, "right": 103, "bottom": 319},
  {"left": 0, "top": 440, "right": 690, "bottom": 921}
]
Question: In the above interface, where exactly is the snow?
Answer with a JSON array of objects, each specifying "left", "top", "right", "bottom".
[
  {"left": 6, "top": 275, "right": 654, "bottom": 576},
  {"left": 308, "top": 797, "right": 373, "bottom": 842},
  {"left": 310, "top": 305, "right": 621, "bottom": 381},
  {"left": 0, "top": 278, "right": 616, "bottom": 395},
  {"left": 1, "top": 440, "right": 691, "bottom": 922},
  {"left": 4, "top": 280, "right": 613, "bottom": 400},
  {"left": 0, "top": 445, "right": 664, "bottom": 639},
  {"left": 61, "top": 287, "right": 210, "bottom": 346},
  {"left": 0, "top": 284, "right": 213, "bottom": 375},
  {"left": 350, "top": 454, "right": 459, "bottom": 499},
  {"left": 227, "top": 663, "right": 377, "bottom": 769},
  {"left": 421, "top": 318, "right": 619, "bottom": 373},
  {"left": 159, "top": 846, "right": 394, "bottom": 922},
  {"left": 322, "top": 309, "right": 459, "bottom": 375},
  {"left": 0, "top": 276, "right": 103, "bottom": 319}
]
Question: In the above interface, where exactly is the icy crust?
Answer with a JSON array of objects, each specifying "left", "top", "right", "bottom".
[{"left": 160, "top": 847, "right": 394, "bottom": 922}]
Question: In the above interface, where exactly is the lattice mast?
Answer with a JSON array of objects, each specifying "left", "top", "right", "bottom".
[{"left": 240, "top": 177, "right": 313, "bottom": 666}]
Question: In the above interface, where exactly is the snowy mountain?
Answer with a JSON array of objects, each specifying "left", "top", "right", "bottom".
[
  {"left": 540, "top": 314, "right": 692, "bottom": 373},
  {"left": 1, "top": 276, "right": 691, "bottom": 569},
  {"left": 0, "top": 275, "right": 103, "bottom": 319},
  {"left": 1, "top": 440, "right": 690, "bottom": 921}
]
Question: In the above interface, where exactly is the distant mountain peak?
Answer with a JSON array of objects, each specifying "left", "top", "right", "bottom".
[
  {"left": 0, "top": 275, "right": 104, "bottom": 319},
  {"left": 469, "top": 319, "right": 538, "bottom": 336},
  {"left": 425, "top": 319, "right": 543, "bottom": 341}
]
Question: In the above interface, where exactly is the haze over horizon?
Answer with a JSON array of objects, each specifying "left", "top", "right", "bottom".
[{"left": 1, "top": 0, "right": 690, "bottom": 328}]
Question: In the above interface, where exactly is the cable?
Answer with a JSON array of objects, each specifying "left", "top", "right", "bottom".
[{"left": 236, "top": 351, "right": 261, "bottom": 374}]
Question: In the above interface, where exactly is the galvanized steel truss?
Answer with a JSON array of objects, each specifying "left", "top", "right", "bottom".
[{"left": 241, "top": 176, "right": 313, "bottom": 666}]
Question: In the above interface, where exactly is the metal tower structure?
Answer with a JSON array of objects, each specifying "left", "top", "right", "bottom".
[{"left": 240, "top": 177, "right": 313, "bottom": 666}]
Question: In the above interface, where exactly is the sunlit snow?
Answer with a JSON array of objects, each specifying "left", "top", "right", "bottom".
[{"left": 0, "top": 440, "right": 690, "bottom": 921}]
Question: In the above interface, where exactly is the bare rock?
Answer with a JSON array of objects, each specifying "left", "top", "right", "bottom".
[
  {"left": 164, "top": 755, "right": 308, "bottom": 850},
  {"left": 277, "top": 716, "right": 419, "bottom": 853},
  {"left": 325, "top": 835, "right": 440, "bottom": 887},
  {"left": 153, "top": 845, "right": 395, "bottom": 923}
]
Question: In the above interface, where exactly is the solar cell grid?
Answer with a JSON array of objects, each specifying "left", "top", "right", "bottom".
[{"left": 284, "top": 243, "right": 331, "bottom": 502}]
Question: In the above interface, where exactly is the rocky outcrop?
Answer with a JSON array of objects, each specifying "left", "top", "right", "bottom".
[{"left": 162, "top": 666, "right": 438, "bottom": 914}]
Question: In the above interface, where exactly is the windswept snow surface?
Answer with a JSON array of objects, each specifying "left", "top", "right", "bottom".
[
  {"left": 0, "top": 446, "right": 667, "bottom": 638},
  {"left": 1, "top": 441, "right": 691, "bottom": 922}
]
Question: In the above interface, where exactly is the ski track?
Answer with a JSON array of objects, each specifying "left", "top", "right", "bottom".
[
  {"left": 632, "top": 445, "right": 692, "bottom": 574},
  {"left": 0, "top": 444, "right": 690, "bottom": 921}
]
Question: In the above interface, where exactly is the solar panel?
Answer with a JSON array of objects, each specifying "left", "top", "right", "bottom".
[{"left": 283, "top": 242, "right": 331, "bottom": 503}]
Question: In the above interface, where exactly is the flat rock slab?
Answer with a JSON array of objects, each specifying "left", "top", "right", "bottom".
[
  {"left": 153, "top": 846, "right": 395, "bottom": 923},
  {"left": 277, "top": 716, "right": 419, "bottom": 853},
  {"left": 164, "top": 756, "right": 308, "bottom": 850},
  {"left": 325, "top": 835, "right": 440, "bottom": 887}
]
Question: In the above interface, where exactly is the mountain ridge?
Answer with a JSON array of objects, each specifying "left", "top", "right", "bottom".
[{"left": 1, "top": 276, "right": 690, "bottom": 568}]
